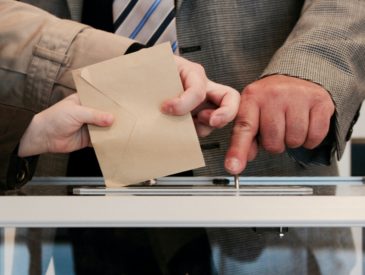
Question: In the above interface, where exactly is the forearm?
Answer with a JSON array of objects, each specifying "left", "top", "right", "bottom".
[{"left": 17, "top": 114, "right": 47, "bottom": 158}]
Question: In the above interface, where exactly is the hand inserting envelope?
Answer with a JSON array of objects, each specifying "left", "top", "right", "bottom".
[{"left": 72, "top": 43, "right": 205, "bottom": 187}]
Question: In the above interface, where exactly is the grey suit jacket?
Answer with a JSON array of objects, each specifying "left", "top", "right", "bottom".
[{"left": 17, "top": 0, "right": 365, "bottom": 177}]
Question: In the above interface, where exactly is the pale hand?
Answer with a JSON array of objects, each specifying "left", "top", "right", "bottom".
[
  {"left": 161, "top": 55, "right": 241, "bottom": 137},
  {"left": 18, "top": 94, "right": 114, "bottom": 157}
]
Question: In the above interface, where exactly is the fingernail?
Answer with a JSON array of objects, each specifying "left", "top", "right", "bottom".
[{"left": 225, "top": 158, "right": 241, "bottom": 173}]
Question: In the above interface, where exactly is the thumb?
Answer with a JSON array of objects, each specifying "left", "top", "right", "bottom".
[{"left": 76, "top": 106, "right": 114, "bottom": 127}]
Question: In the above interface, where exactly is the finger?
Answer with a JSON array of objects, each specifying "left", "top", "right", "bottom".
[
  {"left": 75, "top": 106, "right": 114, "bottom": 127},
  {"left": 161, "top": 64, "right": 207, "bottom": 116},
  {"left": 196, "top": 109, "right": 215, "bottom": 126},
  {"left": 206, "top": 82, "right": 241, "bottom": 128},
  {"left": 247, "top": 139, "right": 258, "bottom": 162},
  {"left": 225, "top": 98, "right": 259, "bottom": 174},
  {"left": 191, "top": 101, "right": 217, "bottom": 117},
  {"left": 285, "top": 105, "right": 309, "bottom": 148},
  {"left": 61, "top": 94, "right": 114, "bottom": 127},
  {"left": 303, "top": 103, "right": 333, "bottom": 149},
  {"left": 194, "top": 120, "right": 214, "bottom": 137},
  {"left": 260, "top": 103, "right": 286, "bottom": 154},
  {"left": 161, "top": 82, "right": 206, "bottom": 116}
]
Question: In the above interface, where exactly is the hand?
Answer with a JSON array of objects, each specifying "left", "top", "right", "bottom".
[
  {"left": 225, "top": 75, "right": 335, "bottom": 174},
  {"left": 18, "top": 94, "right": 114, "bottom": 157},
  {"left": 161, "top": 55, "right": 240, "bottom": 137}
]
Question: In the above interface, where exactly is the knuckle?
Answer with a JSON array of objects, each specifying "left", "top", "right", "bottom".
[
  {"left": 267, "top": 85, "right": 282, "bottom": 99},
  {"left": 306, "top": 132, "right": 325, "bottom": 149},
  {"left": 232, "top": 119, "right": 255, "bottom": 135},
  {"left": 189, "top": 62, "right": 206, "bottom": 79},
  {"left": 313, "top": 128, "right": 327, "bottom": 140},
  {"left": 312, "top": 120, "right": 330, "bottom": 139},
  {"left": 243, "top": 83, "right": 258, "bottom": 96},
  {"left": 244, "top": 82, "right": 282, "bottom": 102},
  {"left": 286, "top": 125, "right": 307, "bottom": 148},
  {"left": 194, "top": 63, "right": 206, "bottom": 75},
  {"left": 198, "top": 89, "right": 207, "bottom": 101},
  {"left": 191, "top": 90, "right": 206, "bottom": 105},
  {"left": 325, "top": 104, "right": 335, "bottom": 116},
  {"left": 286, "top": 136, "right": 304, "bottom": 148},
  {"left": 262, "top": 140, "right": 285, "bottom": 154}
]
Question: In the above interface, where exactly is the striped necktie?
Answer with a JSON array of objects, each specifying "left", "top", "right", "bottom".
[{"left": 113, "top": 0, "right": 178, "bottom": 53}]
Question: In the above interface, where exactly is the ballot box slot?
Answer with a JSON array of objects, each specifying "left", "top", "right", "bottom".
[{"left": 72, "top": 185, "right": 314, "bottom": 196}]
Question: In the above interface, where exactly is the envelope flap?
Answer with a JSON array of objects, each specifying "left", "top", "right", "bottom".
[
  {"left": 73, "top": 69, "right": 138, "bottom": 179},
  {"left": 79, "top": 43, "right": 182, "bottom": 116}
]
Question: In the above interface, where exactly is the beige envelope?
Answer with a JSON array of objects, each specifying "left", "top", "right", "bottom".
[{"left": 72, "top": 43, "right": 205, "bottom": 187}]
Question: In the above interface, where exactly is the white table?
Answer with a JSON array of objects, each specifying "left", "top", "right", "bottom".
[{"left": 1, "top": 176, "right": 364, "bottom": 227}]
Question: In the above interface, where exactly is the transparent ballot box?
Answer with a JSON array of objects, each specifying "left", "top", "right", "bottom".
[{"left": 1, "top": 177, "right": 364, "bottom": 275}]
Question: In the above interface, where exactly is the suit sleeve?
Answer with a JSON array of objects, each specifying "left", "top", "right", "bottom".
[
  {"left": 0, "top": 1, "right": 135, "bottom": 189},
  {"left": 262, "top": 0, "right": 365, "bottom": 163}
]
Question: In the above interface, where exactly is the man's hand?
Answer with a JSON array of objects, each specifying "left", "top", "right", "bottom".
[
  {"left": 225, "top": 75, "right": 335, "bottom": 174},
  {"left": 161, "top": 55, "right": 240, "bottom": 137},
  {"left": 18, "top": 94, "right": 114, "bottom": 157}
]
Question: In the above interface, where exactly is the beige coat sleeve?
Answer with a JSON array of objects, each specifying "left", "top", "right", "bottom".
[{"left": 0, "top": 1, "right": 135, "bottom": 189}]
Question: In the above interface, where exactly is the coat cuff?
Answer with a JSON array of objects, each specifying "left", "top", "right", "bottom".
[{"left": 1, "top": 145, "right": 38, "bottom": 191}]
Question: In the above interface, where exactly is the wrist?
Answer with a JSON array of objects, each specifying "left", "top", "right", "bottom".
[{"left": 18, "top": 113, "right": 47, "bottom": 157}]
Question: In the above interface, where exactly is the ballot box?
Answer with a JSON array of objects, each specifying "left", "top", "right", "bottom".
[
  {"left": 0, "top": 176, "right": 365, "bottom": 227},
  {"left": 1, "top": 177, "right": 365, "bottom": 274}
]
